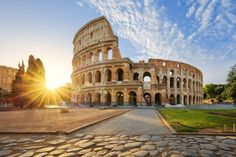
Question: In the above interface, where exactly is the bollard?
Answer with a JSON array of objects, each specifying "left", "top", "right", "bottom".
[
  {"left": 224, "top": 124, "right": 227, "bottom": 132},
  {"left": 233, "top": 124, "right": 235, "bottom": 133}
]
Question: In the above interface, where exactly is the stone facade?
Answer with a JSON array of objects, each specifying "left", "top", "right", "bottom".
[
  {"left": 71, "top": 16, "right": 203, "bottom": 106},
  {"left": 0, "top": 65, "right": 17, "bottom": 91}
]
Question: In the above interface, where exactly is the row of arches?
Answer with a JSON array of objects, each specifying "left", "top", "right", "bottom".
[
  {"left": 75, "top": 91, "right": 202, "bottom": 106},
  {"left": 74, "top": 47, "right": 114, "bottom": 68}
]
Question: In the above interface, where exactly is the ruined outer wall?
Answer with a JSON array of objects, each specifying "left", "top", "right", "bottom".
[{"left": 71, "top": 16, "right": 203, "bottom": 106}]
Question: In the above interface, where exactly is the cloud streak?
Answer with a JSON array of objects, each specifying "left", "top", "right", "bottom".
[{"left": 77, "top": 0, "right": 236, "bottom": 66}]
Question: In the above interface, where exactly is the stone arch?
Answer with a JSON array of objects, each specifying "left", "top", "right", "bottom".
[
  {"left": 133, "top": 72, "right": 139, "bottom": 80},
  {"left": 107, "top": 47, "right": 112, "bottom": 60},
  {"left": 98, "top": 50, "right": 102, "bottom": 61},
  {"left": 177, "top": 77, "right": 181, "bottom": 88},
  {"left": 129, "top": 91, "right": 137, "bottom": 106},
  {"left": 117, "top": 68, "right": 124, "bottom": 81},
  {"left": 95, "top": 70, "right": 101, "bottom": 83},
  {"left": 176, "top": 94, "right": 181, "bottom": 104},
  {"left": 80, "top": 93, "right": 85, "bottom": 104},
  {"left": 157, "top": 76, "right": 160, "bottom": 84},
  {"left": 189, "top": 95, "right": 192, "bottom": 105},
  {"left": 81, "top": 74, "right": 85, "bottom": 85},
  {"left": 193, "top": 95, "right": 195, "bottom": 104},
  {"left": 193, "top": 81, "right": 195, "bottom": 91},
  {"left": 87, "top": 93, "right": 92, "bottom": 105},
  {"left": 170, "top": 94, "right": 175, "bottom": 105},
  {"left": 183, "top": 78, "right": 187, "bottom": 88},
  {"left": 105, "top": 69, "right": 112, "bottom": 82},
  {"left": 170, "top": 77, "right": 174, "bottom": 88},
  {"left": 143, "top": 72, "right": 151, "bottom": 82},
  {"left": 188, "top": 79, "right": 191, "bottom": 89},
  {"left": 162, "top": 76, "right": 167, "bottom": 86},
  {"left": 143, "top": 93, "right": 152, "bottom": 106},
  {"left": 87, "top": 72, "right": 92, "bottom": 84},
  {"left": 116, "top": 91, "right": 124, "bottom": 105},
  {"left": 87, "top": 52, "right": 93, "bottom": 63},
  {"left": 105, "top": 92, "right": 112, "bottom": 105},
  {"left": 155, "top": 93, "right": 162, "bottom": 105},
  {"left": 95, "top": 92, "right": 101, "bottom": 105},
  {"left": 184, "top": 95, "right": 187, "bottom": 105}
]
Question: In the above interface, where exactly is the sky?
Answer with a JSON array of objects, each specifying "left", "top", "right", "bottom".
[{"left": 0, "top": 0, "right": 235, "bottom": 88}]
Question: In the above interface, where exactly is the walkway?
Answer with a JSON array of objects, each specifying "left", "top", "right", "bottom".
[{"left": 76, "top": 109, "right": 171, "bottom": 135}]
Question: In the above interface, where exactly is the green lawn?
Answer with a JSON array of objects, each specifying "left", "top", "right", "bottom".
[{"left": 159, "top": 108, "right": 236, "bottom": 132}]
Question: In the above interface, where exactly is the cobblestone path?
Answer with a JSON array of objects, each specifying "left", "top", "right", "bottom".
[
  {"left": 77, "top": 109, "right": 171, "bottom": 135},
  {"left": 0, "top": 134, "right": 235, "bottom": 157}
]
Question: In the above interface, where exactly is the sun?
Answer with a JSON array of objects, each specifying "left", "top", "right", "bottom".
[{"left": 46, "top": 80, "right": 60, "bottom": 90}]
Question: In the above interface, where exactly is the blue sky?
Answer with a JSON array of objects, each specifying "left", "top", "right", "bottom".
[{"left": 0, "top": 0, "right": 235, "bottom": 87}]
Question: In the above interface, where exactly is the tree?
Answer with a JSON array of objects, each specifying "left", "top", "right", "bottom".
[
  {"left": 224, "top": 64, "right": 236, "bottom": 104},
  {"left": 203, "top": 84, "right": 216, "bottom": 99},
  {"left": 11, "top": 55, "right": 46, "bottom": 108}
]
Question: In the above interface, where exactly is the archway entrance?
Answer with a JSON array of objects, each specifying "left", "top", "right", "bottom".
[
  {"left": 116, "top": 92, "right": 124, "bottom": 105},
  {"left": 155, "top": 93, "right": 162, "bottom": 105},
  {"left": 87, "top": 93, "right": 92, "bottom": 105},
  {"left": 177, "top": 94, "right": 181, "bottom": 104},
  {"left": 184, "top": 95, "right": 187, "bottom": 105},
  {"left": 143, "top": 93, "right": 152, "bottom": 106},
  {"left": 129, "top": 91, "right": 137, "bottom": 106},
  {"left": 105, "top": 92, "right": 111, "bottom": 105},
  {"left": 170, "top": 94, "right": 175, "bottom": 105}
]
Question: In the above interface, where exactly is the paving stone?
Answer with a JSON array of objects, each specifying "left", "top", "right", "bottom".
[
  {"left": 97, "top": 149, "right": 108, "bottom": 155},
  {"left": 49, "top": 149, "right": 64, "bottom": 155},
  {"left": 141, "top": 144, "right": 155, "bottom": 150},
  {"left": 75, "top": 133, "right": 85, "bottom": 138},
  {"left": 156, "top": 141, "right": 168, "bottom": 147},
  {"left": 78, "top": 148, "right": 92, "bottom": 155},
  {"left": 66, "top": 147, "right": 82, "bottom": 152},
  {"left": 36, "top": 146, "right": 55, "bottom": 153},
  {"left": 83, "top": 135, "right": 94, "bottom": 140},
  {"left": 133, "top": 150, "right": 149, "bottom": 157},
  {"left": 129, "top": 148, "right": 140, "bottom": 153},
  {"left": 162, "top": 152, "right": 168, "bottom": 157},
  {"left": 23, "top": 145, "right": 44, "bottom": 150},
  {"left": 112, "top": 145, "right": 126, "bottom": 151},
  {"left": 149, "top": 150, "right": 159, "bottom": 156},
  {"left": 77, "top": 141, "right": 95, "bottom": 148},
  {"left": 66, "top": 139, "right": 79, "bottom": 143},
  {"left": 200, "top": 144, "right": 217, "bottom": 150},
  {"left": 104, "top": 144, "right": 118, "bottom": 149},
  {"left": 47, "top": 139, "right": 65, "bottom": 145},
  {"left": 74, "top": 140, "right": 89, "bottom": 146},
  {"left": 18, "top": 151, "right": 34, "bottom": 157},
  {"left": 118, "top": 151, "right": 132, "bottom": 157},
  {"left": 8, "top": 153, "right": 22, "bottom": 157},
  {"left": 199, "top": 149, "right": 214, "bottom": 156},
  {"left": 222, "top": 139, "right": 236, "bottom": 145},
  {"left": 58, "top": 152, "right": 76, "bottom": 157},
  {"left": 57, "top": 144, "right": 72, "bottom": 149},
  {"left": 0, "top": 150, "right": 12, "bottom": 156},
  {"left": 33, "top": 152, "right": 48, "bottom": 157},
  {"left": 105, "top": 151, "right": 119, "bottom": 157},
  {"left": 125, "top": 142, "right": 142, "bottom": 149}
]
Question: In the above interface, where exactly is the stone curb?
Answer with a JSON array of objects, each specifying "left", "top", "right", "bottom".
[
  {"left": 154, "top": 109, "right": 176, "bottom": 134},
  {"left": 66, "top": 109, "right": 132, "bottom": 133}
]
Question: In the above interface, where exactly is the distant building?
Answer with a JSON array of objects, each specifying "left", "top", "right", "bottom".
[{"left": 0, "top": 65, "right": 18, "bottom": 91}]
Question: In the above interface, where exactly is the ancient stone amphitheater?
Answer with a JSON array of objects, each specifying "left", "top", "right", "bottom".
[{"left": 71, "top": 16, "right": 203, "bottom": 106}]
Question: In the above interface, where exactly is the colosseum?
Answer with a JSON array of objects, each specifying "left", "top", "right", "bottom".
[{"left": 71, "top": 16, "right": 203, "bottom": 106}]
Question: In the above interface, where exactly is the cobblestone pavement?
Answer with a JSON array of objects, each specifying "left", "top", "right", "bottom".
[
  {"left": 0, "top": 134, "right": 235, "bottom": 157},
  {"left": 77, "top": 109, "right": 171, "bottom": 135}
]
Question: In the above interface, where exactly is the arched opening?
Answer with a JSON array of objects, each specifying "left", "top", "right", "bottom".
[
  {"left": 95, "top": 92, "right": 101, "bottom": 105},
  {"left": 193, "top": 81, "right": 195, "bottom": 91},
  {"left": 193, "top": 96, "right": 195, "bottom": 104},
  {"left": 117, "top": 68, "right": 124, "bottom": 81},
  {"left": 162, "top": 76, "right": 167, "bottom": 86},
  {"left": 80, "top": 93, "right": 85, "bottom": 104},
  {"left": 177, "top": 77, "right": 181, "bottom": 88},
  {"left": 188, "top": 79, "right": 191, "bottom": 89},
  {"left": 98, "top": 50, "right": 102, "bottom": 61},
  {"left": 189, "top": 95, "right": 192, "bottom": 105},
  {"left": 105, "top": 92, "right": 111, "bottom": 105},
  {"left": 129, "top": 91, "right": 137, "bottom": 106},
  {"left": 157, "top": 76, "right": 160, "bottom": 84},
  {"left": 105, "top": 69, "right": 112, "bottom": 82},
  {"left": 155, "top": 93, "right": 162, "bottom": 105},
  {"left": 133, "top": 72, "right": 139, "bottom": 80},
  {"left": 170, "top": 94, "right": 175, "bottom": 105},
  {"left": 143, "top": 72, "right": 151, "bottom": 82},
  {"left": 108, "top": 48, "right": 112, "bottom": 60},
  {"left": 87, "top": 93, "right": 92, "bottom": 105},
  {"left": 177, "top": 94, "right": 181, "bottom": 104},
  {"left": 183, "top": 78, "right": 187, "bottom": 88},
  {"left": 169, "top": 70, "right": 174, "bottom": 76},
  {"left": 143, "top": 93, "right": 152, "bottom": 106},
  {"left": 170, "top": 77, "right": 174, "bottom": 88},
  {"left": 184, "top": 95, "right": 187, "bottom": 105},
  {"left": 88, "top": 72, "right": 92, "bottom": 84},
  {"left": 88, "top": 52, "right": 93, "bottom": 63},
  {"left": 116, "top": 92, "right": 124, "bottom": 105},
  {"left": 81, "top": 74, "right": 85, "bottom": 85},
  {"left": 95, "top": 71, "right": 101, "bottom": 83}
]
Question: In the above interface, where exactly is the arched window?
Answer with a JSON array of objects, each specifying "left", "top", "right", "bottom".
[
  {"left": 117, "top": 68, "right": 124, "bottom": 81},
  {"left": 188, "top": 79, "right": 191, "bottom": 89},
  {"left": 162, "top": 76, "right": 167, "bottom": 86},
  {"left": 183, "top": 78, "right": 187, "bottom": 88},
  {"left": 95, "top": 71, "right": 101, "bottom": 83},
  {"left": 108, "top": 48, "right": 112, "bottom": 60},
  {"left": 98, "top": 50, "right": 102, "bottom": 61},
  {"left": 105, "top": 92, "right": 111, "bottom": 105},
  {"left": 105, "top": 69, "right": 112, "bottom": 82},
  {"left": 88, "top": 72, "right": 92, "bottom": 83},
  {"left": 129, "top": 91, "right": 137, "bottom": 106},
  {"left": 177, "top": 77, "right": 181, "bottom": 88},
  {"left": 81, "top": 74, "right": 85, "bottom": 85},
  {"left": 143, "top": 72, "right": 151, "bottom": 82},
  {"left": 170, "top": 77, "right": 174, "bottom": 88},
  {"left": 177, "top": 94, "right": 181, "bottom": 104},
  {"left": 116, "top": 92, "right": 124, "bottom": 105},
  {"left": 133, "top": 72, "right": 139, "bottom": 80}
]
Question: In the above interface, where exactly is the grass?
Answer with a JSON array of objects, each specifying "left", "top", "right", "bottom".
[{"left": 159, "top": 108, "right": 236, "bottom": 132}]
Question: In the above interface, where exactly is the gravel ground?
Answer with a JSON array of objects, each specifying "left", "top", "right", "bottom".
[{"left": 76, "top": 109, "right": 171, "bottom": 135}]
